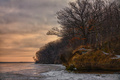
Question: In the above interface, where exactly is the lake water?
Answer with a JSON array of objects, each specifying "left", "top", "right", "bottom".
[{"left": 0, "top": 63, "right": 120, "bottom": 80}]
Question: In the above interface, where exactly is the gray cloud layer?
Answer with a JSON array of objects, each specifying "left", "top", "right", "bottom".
[{"left": 0, "top": 0, "right": 74, "bottom": 62}]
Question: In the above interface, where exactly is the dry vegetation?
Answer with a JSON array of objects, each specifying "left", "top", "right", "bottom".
[{"left": 71, "top": 50, "right": 120, "bottom": 71}]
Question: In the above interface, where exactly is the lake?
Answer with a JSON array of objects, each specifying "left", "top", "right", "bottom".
[{"left": 0, "top": 63, "right": 120, "bottom": 80}]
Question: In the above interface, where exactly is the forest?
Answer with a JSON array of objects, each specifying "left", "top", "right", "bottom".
[{"left": 34, "top": 0, "right": 120, "bottom": 71}]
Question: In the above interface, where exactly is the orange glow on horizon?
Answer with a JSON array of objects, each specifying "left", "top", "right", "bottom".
[{"left": 0, "top": 57, "right": 34, "bottom": 62}]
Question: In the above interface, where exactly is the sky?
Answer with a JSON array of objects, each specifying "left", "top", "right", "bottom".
[{"left": 0, "top": 0, "right": 75, "bottom": 62}]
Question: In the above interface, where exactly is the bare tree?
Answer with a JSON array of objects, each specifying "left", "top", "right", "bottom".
[{"left": 48, "top": 0, "right": 119, "bottom": 46}]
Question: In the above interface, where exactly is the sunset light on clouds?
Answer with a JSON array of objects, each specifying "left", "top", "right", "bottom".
[{"left": 0, "top": 0, "right": 75, "bottom": 62}]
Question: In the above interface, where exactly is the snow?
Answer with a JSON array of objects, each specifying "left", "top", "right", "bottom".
[
  {"left": 102, "top": 51, "right": 120, "bottom": 59},
  {"left": 42, "top": 70, "right": 120, "bottom": 80},
  {"left": 102, "top": 51, "right": 109, "bottom": 55},
  {"left": 116, "top": 55, "right": 120, "bottom": 58},
  {"left": 78, "top": 48, "right": 86, "bottom": 51},
  {"left": 112, "top": 55, "right": 120, "bottom": 59}
]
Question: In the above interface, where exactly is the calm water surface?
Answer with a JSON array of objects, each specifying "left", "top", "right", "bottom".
[{"left": 0, "top": 63, "right": 120, "bottom": 80}]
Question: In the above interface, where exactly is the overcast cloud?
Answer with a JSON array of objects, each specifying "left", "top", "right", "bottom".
[{"left": 0, "top": 0, "right": 75, "bottom": 62}]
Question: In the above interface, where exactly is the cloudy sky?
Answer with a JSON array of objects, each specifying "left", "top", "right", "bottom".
[{"left": 0, "top": 0, "right": 75, "bottom": 62}]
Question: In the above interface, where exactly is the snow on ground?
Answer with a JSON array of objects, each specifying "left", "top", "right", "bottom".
[
  {"left": 102, "top": 51, "right": 120, "bottom": 59},
  {"left": 42, "top": 70, "right": 120, "bottom": 80},
  {"left": 102, "top": 51, "right": 109, "bottom": 55},
  {"left": 78, "top": 48, "right": 86, "bottom": 51},
  {"left": 116, "top": 55, "right": 120, "bottom": 58},
  {"left": 112, "top": 55, "right": 120, "bottom": 59}
]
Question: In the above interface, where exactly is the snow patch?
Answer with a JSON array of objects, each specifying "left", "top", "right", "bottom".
[
  {"left": 102, "top": 51, "right": 120, "bottom": 59},
  {"left": 102, "top": 51, "right": 109, "bottom": 55},
  {"left": 112, "top": 55, "right": 120, "bottom": 59},
  {"left": 116, "top": 55, "right": 120, "bottom": 58},
  {"left": 78, "top": 48, "right": 86, "bottom": 51}
]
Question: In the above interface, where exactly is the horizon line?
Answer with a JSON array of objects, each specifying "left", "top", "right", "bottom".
[{"left": 0, "top": 62, "right": 35, "bottom": 63}]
